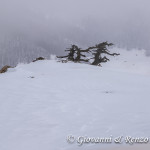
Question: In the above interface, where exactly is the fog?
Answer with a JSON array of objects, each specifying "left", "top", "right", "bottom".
[{"left": 0, "top": 0, "right": 150, "bottom": 67}]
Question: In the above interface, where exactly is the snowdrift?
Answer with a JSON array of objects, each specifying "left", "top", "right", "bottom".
[{"left": 0, "top": 48, "right": 150, "bottom": 150}]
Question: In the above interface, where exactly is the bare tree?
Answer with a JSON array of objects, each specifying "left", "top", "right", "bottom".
[
  {"left": 57, "top": 45, "right": 76, "bottom": 61},
  {"left": 57, "top": 45, "right": 91, "bottom": 62},
  {"left": 91, "top": 42, "right": 120, "bottom": 65},
  {"left": 57, "top": 42, "right": 120, "bottom": 66}
]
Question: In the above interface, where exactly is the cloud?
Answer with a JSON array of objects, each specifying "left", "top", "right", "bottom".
[{"left": 0, "top": 0, "right": 150, "bottom": 52}]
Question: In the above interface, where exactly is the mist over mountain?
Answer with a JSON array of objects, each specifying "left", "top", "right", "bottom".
[{"left": 0, "top": 0, "right": 150, "bottom": 67}]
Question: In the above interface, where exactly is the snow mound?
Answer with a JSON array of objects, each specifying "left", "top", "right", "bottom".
[{"left": 0, "top": 49, "right": 150, "bottom": 150}]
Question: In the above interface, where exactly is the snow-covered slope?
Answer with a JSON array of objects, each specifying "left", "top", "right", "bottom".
[{"left": 0, "top": 49, "right": 150, "bottom": 150}]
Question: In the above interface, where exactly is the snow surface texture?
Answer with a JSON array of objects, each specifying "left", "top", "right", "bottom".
[{"left": 0, "top": 48, "right": 150, "bottom": 150}]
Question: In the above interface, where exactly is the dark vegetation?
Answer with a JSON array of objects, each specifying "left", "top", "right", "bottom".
[
  {"left": 32, "top": 57, "right": 45, "bottom": 62},
  {"left": 0, "top": 57, "right": 46, "bottom": 74},
  {"left": 57, "top": 42, "right": 120, "bottom": 66},
  {"left": 0, "top": 42, "right": 120, "bottom": 74},
  {"left": 0, "top": 65, "right": 12, "bottom": 73}
]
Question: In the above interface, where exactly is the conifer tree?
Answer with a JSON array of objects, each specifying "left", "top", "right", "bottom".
[{"left": 91, "top": 42, "right": 120, "bottom": 65}]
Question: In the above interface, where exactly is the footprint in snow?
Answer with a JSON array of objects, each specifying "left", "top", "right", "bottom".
[
  {"left": 102, "top": 91, "right": 114, "bottom": 94},
  {"left": 28, "top": 76, "right": 35, "bottom": 79}
]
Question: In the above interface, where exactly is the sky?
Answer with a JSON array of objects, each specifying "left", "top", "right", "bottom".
[{"left": 0, "top": 0, "right": 150, "bottom": 55}]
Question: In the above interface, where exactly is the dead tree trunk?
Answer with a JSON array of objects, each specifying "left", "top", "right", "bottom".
[{"left": 91, "top": 42, "right": 120, "bottom": 66}]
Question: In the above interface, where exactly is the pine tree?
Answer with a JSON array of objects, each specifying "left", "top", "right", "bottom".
[
  {"left": 57, "top": 42, "right": 120, "bottom": 66},
  {"left": 74, "top": 45, "right": 90, "bottom": 62},
  {"left": 57, "top": 45, "right": 91, "bottom": 62},
  {"left": 57, "top": 45, "right": 76, "bottom": 61},
  {"left": 91, "top": 42, "right": 120, "bottom": 65}
]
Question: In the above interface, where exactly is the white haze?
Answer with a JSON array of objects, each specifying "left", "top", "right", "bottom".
[{"left": 0, "top": 0, "right": 150, "bottom": 67}]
